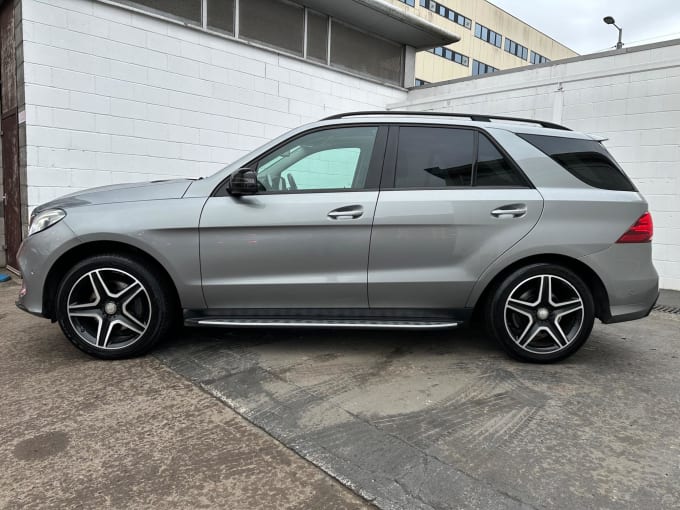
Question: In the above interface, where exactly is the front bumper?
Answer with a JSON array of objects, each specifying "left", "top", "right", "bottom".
[{"left": 15, "top": 220, "right": 80, "bottom": 318}]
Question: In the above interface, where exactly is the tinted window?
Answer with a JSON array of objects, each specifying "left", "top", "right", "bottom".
[
  {"left": 518, "top": 134, "right": 636, "bottom": 191},
  {"left": 307, "top": 11, "right": 328, "bottom": 63},
  {"left": 395, "top": 128, "right": 474, "bottom": 188},
  {"left": 256, "top": 127, "right": 378, "bottom": 192},
  {"left": 240, "top": 0, "right": 304, "bottom": 56},
  {"left": 330, "top": 21, "right": 403, "bottom": 85},
  {"left": 476, "top": 135, "right": 527, "bottom": 186},
  {"left": 124, "top": 0, "right": 201, "bottom": 22},
  {"left": 207, "top": 0, "right": 234, "bottom": 34}
]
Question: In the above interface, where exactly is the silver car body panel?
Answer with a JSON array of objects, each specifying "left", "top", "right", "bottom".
[
  {"left": 368, "top": 188, "right": 543, "bottom": 308},
  {"left": 200, "top": 192, "right": 379, "bottom": 308},
  {"left": 16, "top": 115, "right": 658, "bottom": 325}
]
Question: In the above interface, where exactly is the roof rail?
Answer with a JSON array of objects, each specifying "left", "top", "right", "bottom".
[{"left": 321, "top": 111, "right": 571, "bottom": 131}]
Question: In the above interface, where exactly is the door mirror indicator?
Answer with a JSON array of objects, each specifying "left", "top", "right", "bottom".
[{"left": 228, "top": 168, "right": 258, "bottom": 196}]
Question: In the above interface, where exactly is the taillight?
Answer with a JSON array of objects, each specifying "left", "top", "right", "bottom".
[{"left": 617, "top": 212, "right": 653, "bottom": 243}]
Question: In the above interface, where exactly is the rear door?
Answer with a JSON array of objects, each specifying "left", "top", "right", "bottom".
[
  {"left": 368, "top": 125, "right": 543, "bottom": 310},
  {"left": 200, "top": 125, "right": 387, "bottom": 309}
]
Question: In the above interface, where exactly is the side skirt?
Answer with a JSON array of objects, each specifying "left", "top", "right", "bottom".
[{"left": 183, "top": 308, "right": 472, "bottom": 330}]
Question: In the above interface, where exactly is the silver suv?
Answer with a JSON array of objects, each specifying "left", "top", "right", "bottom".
[{"left": 16, "top": 112, "right": 658, "bottom": 363}]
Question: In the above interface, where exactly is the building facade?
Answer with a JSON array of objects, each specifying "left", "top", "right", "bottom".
[{"left": 389, "top": 0, "right": 578, "bottom": 84}]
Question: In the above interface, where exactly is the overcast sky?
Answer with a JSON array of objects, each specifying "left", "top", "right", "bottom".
[{"left": 487, "top": 0, "right": 680, "bottom": 54}]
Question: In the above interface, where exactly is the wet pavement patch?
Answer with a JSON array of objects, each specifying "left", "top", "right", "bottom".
[
  {"left": 13, "top": 431, "right": 69, "bottom": 461},
  {"left": 156, "top": 314, "right": 680, "bottom": 510}
]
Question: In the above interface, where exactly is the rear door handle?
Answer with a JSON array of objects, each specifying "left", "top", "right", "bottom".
[
  {"left": 491, "top": 204, "right": 527, "bottom": 218},
  {"left": 328, "top": 205, "right": 364, "bottom": 220}
]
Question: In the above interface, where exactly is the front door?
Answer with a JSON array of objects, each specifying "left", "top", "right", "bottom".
[
  {"left": 1, "top": 1, "right": 21, "bottom": 270},
  {"left": 368, "top": 125, "right": 543, "bottom": 310},
  {"left": 200, "top": 125, "right": 387, "bottom": 310}
]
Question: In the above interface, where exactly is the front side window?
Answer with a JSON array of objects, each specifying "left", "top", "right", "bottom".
[
  {"left": 256, "top": 127, "right": 379, "bottom": 192},
  {"left": 395, "top": 127, "right": 474, "bottom": 188}
]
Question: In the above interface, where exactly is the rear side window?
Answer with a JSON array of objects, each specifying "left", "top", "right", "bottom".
[
  {"left": 476, "top": 134, "right": 527, "bottom": 186},
  {"left": 395, "top": 127, "right": 474, "bottom": 187},
  {"left": 518, "top": 134, "right": 636, "bottom": 191}
]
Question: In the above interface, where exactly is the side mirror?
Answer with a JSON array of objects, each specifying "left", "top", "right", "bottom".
[{"left": 228, "top": 168, "right": 258, "bottom": 196}]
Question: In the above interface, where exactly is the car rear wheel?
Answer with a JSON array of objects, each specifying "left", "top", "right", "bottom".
[
  {"left": 56, "top": 254, "right": 176, "bottom": 359},
  {"left": 486, "top": 263, "right": 595, "bottom": 363}
]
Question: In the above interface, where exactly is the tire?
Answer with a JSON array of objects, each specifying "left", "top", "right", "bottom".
[
  {"left": 56, "top": 253, "right": 177, "bottom": 359},
  {"left": 485, "top": 263, "right": 595, "bottom": 363}
]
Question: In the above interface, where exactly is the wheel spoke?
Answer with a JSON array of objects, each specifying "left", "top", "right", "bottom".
[
  {"left": 112, "top": 280, "right": 142, "bottom": 301},
  {"left": 517, "top": 319, "right": 537, "bottom": 346},
  {"left": 554, "top": 303, "right": 583, "bottom": 318},
  {"left": 92, "top": 270, "right": 115, "bottom": 299},
  {"left": 97, "top": 317, "right": 115, "bottom": 347},
  {"left": 114, "top": 316, "right": 145, "bottom": 336},
  {"left": 507, "top": 299, "right": 535, "bottom": 316},
  {"left": 546, "top": 321, "right": 567, "bottom": 348}
]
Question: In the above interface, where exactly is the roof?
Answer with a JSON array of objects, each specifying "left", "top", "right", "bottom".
[{"left": 301, "top": 0, "right": 460, "bottom": 49}]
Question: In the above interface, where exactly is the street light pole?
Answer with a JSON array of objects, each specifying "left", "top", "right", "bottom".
[{"left": 603, "top": 16, "right": 624, "bottom": 49}]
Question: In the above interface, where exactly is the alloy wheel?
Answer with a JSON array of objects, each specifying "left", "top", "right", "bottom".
[
  {"left": 503, "top": 274, "right": 585, "bottom": 354},
  {"left": 67, "top": 268, "right": 152, "bottom": 350}
]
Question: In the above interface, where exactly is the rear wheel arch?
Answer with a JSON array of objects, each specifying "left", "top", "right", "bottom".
[
  {"left": 472, "top": 254, "right": 610, "bottom": 322},
  {"left": 43, "top": 241, "right": 180, "bottom": 321}
]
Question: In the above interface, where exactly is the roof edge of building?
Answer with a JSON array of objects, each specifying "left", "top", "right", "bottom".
[
  {"left": 408, "top": 37, "right": 680, "bottom": 90},
  {"left": 303, "top": 0, "right": 460, "bottom": 49}
]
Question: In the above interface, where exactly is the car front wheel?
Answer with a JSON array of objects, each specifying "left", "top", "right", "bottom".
[
  {"left": 56, "top": 253, "right": 175, "bottom": 359},
  {"left": 486, "top": 263, "right": 595, "bottom": 363}
]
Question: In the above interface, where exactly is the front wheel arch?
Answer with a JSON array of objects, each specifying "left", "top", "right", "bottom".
[{"left": 43, "top": 241, "right": 180, "bottom": 321}]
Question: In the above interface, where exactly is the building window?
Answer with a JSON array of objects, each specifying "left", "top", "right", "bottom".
[
  {"left": 240, "top": 0, "right": 304, "bottom": 56},
  {"left": 207, "top": 0, "right": 235, "bottom": 35},
  {"left": 330, "top": 20, "right": 403, "bottom": 85},
  {"left": 419, "top": 0, "right": 471, "bottom": 29},
  {"left": 398, "top": 0, "right": 416, "bottom": 6},
  {"left": 428, "top": 46, "right": 469, "bottom": 67},
  {"left": 530, "top": 51, "right": 550, "bottom": 64},
  {"left": 474, "top": 23, "right": 502, "bottom": 48},
  {"left": 306, "top": 10, "right": 328, "bottom": 63},
  {"left": 504, "top": 38, "right": 528, "bottom": 60},
  {"left": 119, "top": 0, "right": 201, "bottom": 24},
  {"left": 472, "top": 59, "right": 499, "bottom": 75},
  {"left": 414, "top": 78, "right": 429, "bottom": 86}
]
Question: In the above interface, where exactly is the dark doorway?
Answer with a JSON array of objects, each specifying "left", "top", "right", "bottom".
[{"left": 1, "top": 0, "right": 21, "bottom": 270}]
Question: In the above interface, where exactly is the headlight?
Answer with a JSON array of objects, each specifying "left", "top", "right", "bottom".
[{"left": 28, "top": 209, "right": 66, "bottom": 236}]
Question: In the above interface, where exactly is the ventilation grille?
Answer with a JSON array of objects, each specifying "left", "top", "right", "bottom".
[{"left": 653, "top": 304, "right": 680, "bottom": 315}]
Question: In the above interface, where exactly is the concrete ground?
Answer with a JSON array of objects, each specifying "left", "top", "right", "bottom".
[
  {"left": 0, "top": 279, "right": 368, "bottom": 510},
  {"left": 156, "top": 309, "right": 680, "bottom": 509},
  {"left": 2, "top": 275, "right": 680, "bottom": 510}
]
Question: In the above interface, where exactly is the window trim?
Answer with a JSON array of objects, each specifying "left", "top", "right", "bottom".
[
  {"left": 212, "top": 125, "right": 389, "bottom": 197},
  {"left": 380, "top": 124, "right": 533, "bottom": 191}
]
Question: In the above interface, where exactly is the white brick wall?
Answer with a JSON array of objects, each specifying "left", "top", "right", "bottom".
[
  {"left": 395, "top": 41, "right": 680, "bottom": 291},
  {"left": 22, "top": 0, "right": 406, "bottom": 208}
]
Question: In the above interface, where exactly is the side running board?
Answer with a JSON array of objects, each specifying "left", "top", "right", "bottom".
[{"left": 184, "top": 318, "right": 460, "bottom": 329}]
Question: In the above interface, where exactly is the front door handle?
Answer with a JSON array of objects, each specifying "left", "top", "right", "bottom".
[
  {"left": 491, "top": 204, "right": 527, "bottom": 218},
  {"left": 328, "top": 205, "right": 364, "bottom": 220}
]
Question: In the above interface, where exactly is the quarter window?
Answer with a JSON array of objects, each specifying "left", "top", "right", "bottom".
[
  {"left": 476, "top": 135, "right": 526, "bottom": 186},
  {"left": 395, "top": 127, "right": 474, "bottom": 188},
  {"left": 256, "top": 127, "right": 379, "bottom": 192},
  {"left": 518, "top": 134, "right": 635, "bottom": 191}
]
